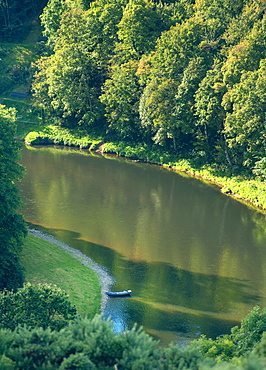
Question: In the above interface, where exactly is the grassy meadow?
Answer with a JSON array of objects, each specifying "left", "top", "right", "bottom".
[{"left": 20, "top": 233, "right": 102, "bottom": 317}]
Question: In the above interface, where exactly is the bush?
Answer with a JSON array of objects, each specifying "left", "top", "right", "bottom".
[
  {"left": 191, "top": 306, "right": 266, "bottom": 363},
  {"left": 0, "top": 283, "right": 77, "bottom": 331}
]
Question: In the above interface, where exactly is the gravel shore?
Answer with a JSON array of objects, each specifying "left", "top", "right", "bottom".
[{"left": 28, "top": 228, "right": 114, "bottom": 312}]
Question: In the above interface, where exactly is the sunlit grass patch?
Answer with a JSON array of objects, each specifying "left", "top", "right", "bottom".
[{"left": 20, "top": 233, "right": 102, "bottom": 317}]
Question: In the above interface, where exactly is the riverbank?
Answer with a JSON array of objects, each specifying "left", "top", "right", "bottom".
[
  {"left": 18, "top": 123, "right": 266, "bottom": 214},
  {"left": 21, "top": 229, "right": 114, "bottom": 316},
  {"left": 100, "top": 142, "right": 266, "bottom": 214}
]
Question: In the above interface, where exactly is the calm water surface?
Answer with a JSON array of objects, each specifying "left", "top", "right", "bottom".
[{"left": 19, "top": 146, "right": 266, "bottom": 345}]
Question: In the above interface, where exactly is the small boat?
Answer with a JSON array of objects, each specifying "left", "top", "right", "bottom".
[{"left": 106, "top": 289, "right": 132, "bottom": 297}]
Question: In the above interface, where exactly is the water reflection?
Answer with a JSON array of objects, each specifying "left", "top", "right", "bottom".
[{"left": 19, "top": 146, "right": 266, "bottom": 345}]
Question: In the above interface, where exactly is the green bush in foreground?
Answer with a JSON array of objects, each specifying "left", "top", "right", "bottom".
[
  {"left": 191, "top": 306, "right": 266, "bottom": 363},
  {"left": 0, "top": 306, "right": 266, "bottom": 369},
  {"left": 0, "top": 283, "right": 77, "bottom": 331},
  {"left": 0, "top": 315, "right": 207, "bottom": 370}
]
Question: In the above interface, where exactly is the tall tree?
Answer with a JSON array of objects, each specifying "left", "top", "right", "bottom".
[
  {"left": 40, "top": 0, "right": 84, "bottom": 47},
  {"left": 0, "top": 105, "right": 27, "bottom": 291},
  {"left": 222, "top": 16, "right": 266, "bottom": 87},
  {"left": 33, "top": 8, "right": 106, "bottom": 131},
  {"left": 194, "top": 60, "right": 230, "bottom": 163},
  {"left": 84, "top": 0, "right": 127, "bottom": 68},
  {"left": 100, "top": 60, "right": 142, "bottom": 140},
  {"left": 138, "top": 15, "right": 215, "bottom": 149},
  {"left": 115, "top": 0, "right": 166, "bottom": 61},
  {"left": 222, "top": 59, "right": 266, "bottom": 170}
]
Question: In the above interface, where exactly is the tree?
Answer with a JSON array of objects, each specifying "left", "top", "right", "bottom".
[
  {"left": 191, "top": 306, "right": 266, "bottom": 362},
  {"left": 0, "top": 308, "right": 266, "bottom": 369},
  {"left": 0, "top": 105, "right": 27, "bottom": 291},
  {"left": 116, "top": 0, "right": 166, "bottom": 60},
  {"left": 100, "top": 60, "right": 142, "bottom": 140},
  {"left": 194, "top": 60, "right": 230, "bottom": 163},
  {"left": 224, "top": 0, "right": 266, "bottom": 46},
  {"left": 33, "top": 8, "right": 106, "bottom": 132},
  {"left": 222, "top": 59, "right": 266, "bottom": 170},
  {"left": 138, "top": 16, "right": 214, "bottom": 150},
  {"left": 40, "top": 0, "right": 85, "bottom": 47},
  {"left": 139, "top": 77, "right": 179, "bottom": 148},
  {"left": 222, "top": 16, "right": 266, "bottom": 87},
  {"left": 0, "top": 314, "right": 205, "bottom": 369},
  {"left": 83, "top": 0, "right": 127, "bottom": 69},
  {"left": 0, "top": 283, "right": 77, "bottom": 331}
]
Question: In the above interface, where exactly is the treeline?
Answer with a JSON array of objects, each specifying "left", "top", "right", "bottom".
[
  {"left": 32, "top": 0, "right": 266, "bottom": 177},
  {"left": 1, "top": 304, "right": 266, "bottom": 369}
]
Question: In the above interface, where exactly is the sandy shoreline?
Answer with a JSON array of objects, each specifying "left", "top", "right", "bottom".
[{"left": 28, "top": 228, "right": 114, "bottom": 312}]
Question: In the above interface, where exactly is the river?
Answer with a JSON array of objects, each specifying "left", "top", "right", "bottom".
[{"left": 19, "top": 145, "right": 266, "bottom": 346}]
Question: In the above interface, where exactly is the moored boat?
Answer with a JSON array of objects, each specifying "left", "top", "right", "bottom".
[{"left": 106, "top": 289, "right": 132, "bottom": 297}]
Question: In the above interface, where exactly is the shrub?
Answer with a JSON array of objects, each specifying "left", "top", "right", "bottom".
[{"left": 0, "top": 283, "right": 77, "bottom": 331}]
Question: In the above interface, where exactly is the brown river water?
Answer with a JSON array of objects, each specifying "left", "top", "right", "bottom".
[{"left": 19, "top": 145, "right": 266, "bottom": 346}]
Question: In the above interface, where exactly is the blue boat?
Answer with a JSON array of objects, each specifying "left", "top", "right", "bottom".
[{"left": 106, "top": 289, "right": 132, "bottom": 297}]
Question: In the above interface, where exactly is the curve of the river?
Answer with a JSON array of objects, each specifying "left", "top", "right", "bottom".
[{"left": 19, "top": 145, "right": 266, "bottom": 346}]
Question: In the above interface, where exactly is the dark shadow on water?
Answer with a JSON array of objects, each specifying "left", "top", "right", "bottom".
[{"left": 27, "top": 223, "right": 261, "bottom": 342}]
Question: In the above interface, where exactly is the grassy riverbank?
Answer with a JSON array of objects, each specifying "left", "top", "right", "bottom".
[
  {"left": 20, "top": 233, "right": 102, "bottom": 317},
  {"left": 8, "top": 93, "right": 266, "bottom": 212},
  {"left": 103, "top": 142, "right": 266, "bottom": 213},
  {"left": 17, "top": 116, "right": 266, "bottom": 213}
]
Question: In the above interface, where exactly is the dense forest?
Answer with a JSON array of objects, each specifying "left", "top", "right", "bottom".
[
  {"left": 29, "top": 0, "right": 266, "bottom": 179},
  {"left": 0, "top": 0, "right": 47, "bottom": 41},
  {"left": 2, "top": 0, "right": 266, "bottom": 368}
]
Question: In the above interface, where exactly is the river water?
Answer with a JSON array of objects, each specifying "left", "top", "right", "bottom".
[{"left": 19, "top": 145, "right": 266, "bottom": 345}]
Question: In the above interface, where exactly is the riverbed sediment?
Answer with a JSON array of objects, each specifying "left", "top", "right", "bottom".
[{"left": 28, "top": 228, "right": 114, "bottom": 312}]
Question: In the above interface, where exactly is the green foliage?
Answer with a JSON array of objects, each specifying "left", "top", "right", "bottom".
[
  {"left": 116, "top": 0, "right": 166, "bottom": 59},
  {"left": 0, "top": 251, "right": 25, "bottom": 293},
  {"left": 230, "top": 306, "right": 266, "bottom": 357},
  {"left": 40, "top": 0, "right": 74, "bottom": 47},
  {"left": 24, "top": 124, "right": 103, "bottom": 148},
  {"left": 34, "top": 0, "right": 266, "bottom": 178},
  {"left": 0, "top": 283, "right": 77, "bottom": 331},
  {"left": 0, "top": 314, "right": 205, "bottom": 369},
  {"left": 253, "top": 158, "right": 266, "bottom": 179},
  {"left": 0, "top": 104, "right": 27, "bottom": 291},
  {"left": 223, "top": 59, "right": 266, "bottom": 169},
  {"left": 0, "top": 308, "right": 265, "bottom": 368},
  {"left": 0, "top": 45, "right": 36, "bottom": 94},
  {"left": 191, "top": 306, "right": 266, "bottom": 363},
  {"left": 86, "top": 0, "right": 130, "bottom": 66},
  {"left": 34, "top": 7, "right": 107, "bottom": 130},
  {"left": 100, "top": 60, "right": 142, "bottom": 140}
]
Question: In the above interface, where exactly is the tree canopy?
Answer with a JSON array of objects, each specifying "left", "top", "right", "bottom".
[
  {"left": 32, "top": 0, "right": 266, "bottom": 175},
  {"left": 0, "top": 283, "right": 77, "bottom": 331},
  {"left": 0, "top": 105, "right": 27, "bottom": 291},
  {"left": 0, "top": 307, "right": 266, "bottom": 369}
]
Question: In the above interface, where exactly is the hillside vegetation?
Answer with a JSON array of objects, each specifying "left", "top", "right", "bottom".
[
  {"left": 1, "top": 0, "right": 266, "bottom": 209},
  {"left": 1, "top": 1, "right": 266, "bottom": 368},
  {"left": 32, "top": 0, "right": 266, "bottom": 178}
]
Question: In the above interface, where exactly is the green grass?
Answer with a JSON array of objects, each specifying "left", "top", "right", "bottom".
[
  {"left": 1, "top": 98, "right": 44, "bottom": 135},
  {"left": 0, "top": 43, "right": 38, "bottom": 95},
  {"left": 24, "top": 124, "right": 103, "bottom": 149},
  {"left": 20, "top": 233, "right": 102, "bottom": 317}
]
